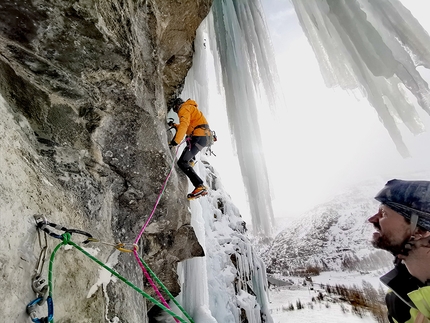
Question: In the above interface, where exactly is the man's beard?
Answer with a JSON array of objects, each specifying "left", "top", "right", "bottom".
[{"left": 371, "top": 232, "right": 410, "bottom": 256}]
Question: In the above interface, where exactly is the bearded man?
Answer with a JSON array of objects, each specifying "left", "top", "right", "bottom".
[{"left": 369, "top": 179, "right": 430, "bottom": 323}]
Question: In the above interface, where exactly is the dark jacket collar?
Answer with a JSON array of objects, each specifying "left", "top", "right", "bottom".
[{"left": 380, "top": 262, "right": 423, "bottom": 309}]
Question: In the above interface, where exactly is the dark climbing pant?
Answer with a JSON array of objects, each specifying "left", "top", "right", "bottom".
[{"left": 177, "top": 136, "right": 208, "bottom": 188}]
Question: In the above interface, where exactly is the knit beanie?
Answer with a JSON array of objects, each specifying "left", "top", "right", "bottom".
[
  {"left": 375, "top": 179, "right": 430, "bottom": 232},
  {"left": 172, "top": 98, "right": 184, "bottom": 112}
]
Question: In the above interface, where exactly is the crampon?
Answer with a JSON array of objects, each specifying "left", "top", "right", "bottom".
[{"left": 187, "top": 185, "right": 208, "bottom": 200}]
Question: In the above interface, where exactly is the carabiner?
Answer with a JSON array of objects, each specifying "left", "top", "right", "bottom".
[
  {"left": 26, "top": 296, "right": 53, "bottom": 323},
  {"left": 31, "top": 273, "right": 49, "bottom": 305},
  {"left": 62, "top": 228, "right": 93, "bottom": 244},
  {"left": 35, "top": 219, "right": 93, "bottom": 243},
  {"left": 115, "top": 243, "right": 139, "bottom": 253},
  {"left": 35, "top": 220, "right": 64, "bottom": 240}
]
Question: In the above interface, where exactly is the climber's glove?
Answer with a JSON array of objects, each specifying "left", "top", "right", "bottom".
[{"left": 169, "top": 140, "right": 178, "bottom": 148}]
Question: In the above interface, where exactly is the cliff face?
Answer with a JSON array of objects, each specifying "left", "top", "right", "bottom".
[{"left": 0, "top": 0, "right": 212, "bottom": 322}]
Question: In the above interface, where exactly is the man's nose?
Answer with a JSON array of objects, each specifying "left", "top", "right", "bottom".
[{"left": 368, "top": 213, "right": 380, "bottom": 223}]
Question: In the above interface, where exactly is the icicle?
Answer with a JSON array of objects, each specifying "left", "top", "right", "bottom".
[
  {"left": 209, "top": 0, "right": 282, "bottom": 236},
  {"left": 291, "top": 0, "right": 430, "bottom": 157}
]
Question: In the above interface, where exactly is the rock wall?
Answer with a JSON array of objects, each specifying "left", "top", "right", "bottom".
[{"left": 0, "top": 0, "right": 212, "bottom": 322}]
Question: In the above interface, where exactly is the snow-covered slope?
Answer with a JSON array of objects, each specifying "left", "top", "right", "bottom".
[{"left": 262, "top": 178, "right": 408, "bottom": 273}]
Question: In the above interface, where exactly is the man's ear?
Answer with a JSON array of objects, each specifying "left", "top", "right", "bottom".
[
  {"left": 413, "top": 227, "right": 430, "bottom": 239},
  {"left": 422, "top": 231, "right": 430, "bottom": 238}
]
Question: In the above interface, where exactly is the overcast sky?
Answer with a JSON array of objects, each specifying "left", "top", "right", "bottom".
[{"left": 256, "top": 0, "right": 430, "bottom": 222}]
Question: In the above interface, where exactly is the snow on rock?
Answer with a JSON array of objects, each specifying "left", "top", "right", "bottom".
[{"left": 166, "top": 160, "right": 274, "bottom": 323}]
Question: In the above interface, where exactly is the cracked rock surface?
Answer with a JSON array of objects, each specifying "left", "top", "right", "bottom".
[{"left": 0, "top": 0, "right": 212, "bottom": 321}]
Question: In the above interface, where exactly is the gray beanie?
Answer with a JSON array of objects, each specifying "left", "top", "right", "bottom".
[{"left": 375, "top": 179, "right": 430, "bottom": 232}]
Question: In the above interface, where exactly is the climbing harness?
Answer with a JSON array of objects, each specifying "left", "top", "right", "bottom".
[
  {"left": 183, "top": 125, "right": 217, "bottom": 157},
  {"left": 191, "top": 124, "right": 217, "bottom": 156},
  {"left": 168, "top": 118, "right": 217, "bottom": 157},
  {"left": 205, "top": 129, "right": 217, "bottom": 156},
  {"left": 193, "top": 124, "right": 217, "bottom": 145}
]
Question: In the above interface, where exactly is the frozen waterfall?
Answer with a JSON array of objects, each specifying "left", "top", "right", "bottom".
[
  {"left": 171, "top": 2, "right": 280, "bottom": 319},
  {"left": 210, "top": 0, "right": 279, "bottom": 236},
  {"left": 291, "top": 0, "right": 430, "bottom": 157},
  {"left": 183, "top": 0, "right": 282, "bottom": 236}
]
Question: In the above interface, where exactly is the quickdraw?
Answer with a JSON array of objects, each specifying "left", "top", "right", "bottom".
[
  {"left": 85, "top": 237, "right": 138, "bottom": 253},
  {"left": 34, "top": 216, "right": 137, "bottom": 253},
  {"left": 26, "top": 215, "right": 93, "bottom": 323},
  {"left": 114, "top": 242, "right": 138, "bottom": 253},
  {"left": 26, "top": 217, "right": 141, "bottom": 323},
  {"left": 32, "top": 216, "right": 49, "bottom": 305},
  {"left": 34, "top": 215, "right": 93, "bottom": 243}
]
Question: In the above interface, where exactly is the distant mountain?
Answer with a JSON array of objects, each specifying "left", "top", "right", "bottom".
[{"left": 262, "top": 178, "right": 397, "bottom": 274}]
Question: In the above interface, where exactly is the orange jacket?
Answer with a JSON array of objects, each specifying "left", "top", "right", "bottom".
[{"left": 173, "top": 99, "right": 210, "bottom": 143}]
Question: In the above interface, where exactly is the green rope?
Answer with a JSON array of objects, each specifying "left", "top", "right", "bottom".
[
  {"left": 137, "top": 254, "right": 194, "bottom": 323},
  {"left": 48, "top": 240, "right": 64, "bottom": 323},
  {"left": 48, "top": 233, "right": 190, "bottom": 323}
]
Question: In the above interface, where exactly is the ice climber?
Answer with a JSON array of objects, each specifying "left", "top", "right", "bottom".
[
  {"left": 168, "top": 98, "right": 211, "bottom": 200},
  {"left": 368, "top": 179, "right": 430, "bottom": 323}
]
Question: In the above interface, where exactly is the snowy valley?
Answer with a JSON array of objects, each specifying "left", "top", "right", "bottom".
[
  {"left": 262, "top": 179, "right": 393, "bottom": 274},
  {"left": 259, "top": 171, "right": 430, "bottom": 323}
]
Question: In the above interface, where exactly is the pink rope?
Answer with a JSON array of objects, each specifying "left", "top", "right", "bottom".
[
  {"left": 132, "top": 142, "right": 184, "bottom": 321},
  {"left": 132, "top": 250, "right": 179, "bottom": 321},
  {"left": 186, "top": 137, "right": 192, "bottom": 151},
  {"left": 134, "top": 143, "right": 180, "bottom": 244}
]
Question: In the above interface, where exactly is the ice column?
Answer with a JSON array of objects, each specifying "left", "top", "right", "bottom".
[
  {"left": 208, "top": 0, "right": 280, "bottom": 236},
  {"left": 291, "top": 0, "right": 430, "bottom": 157}
]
